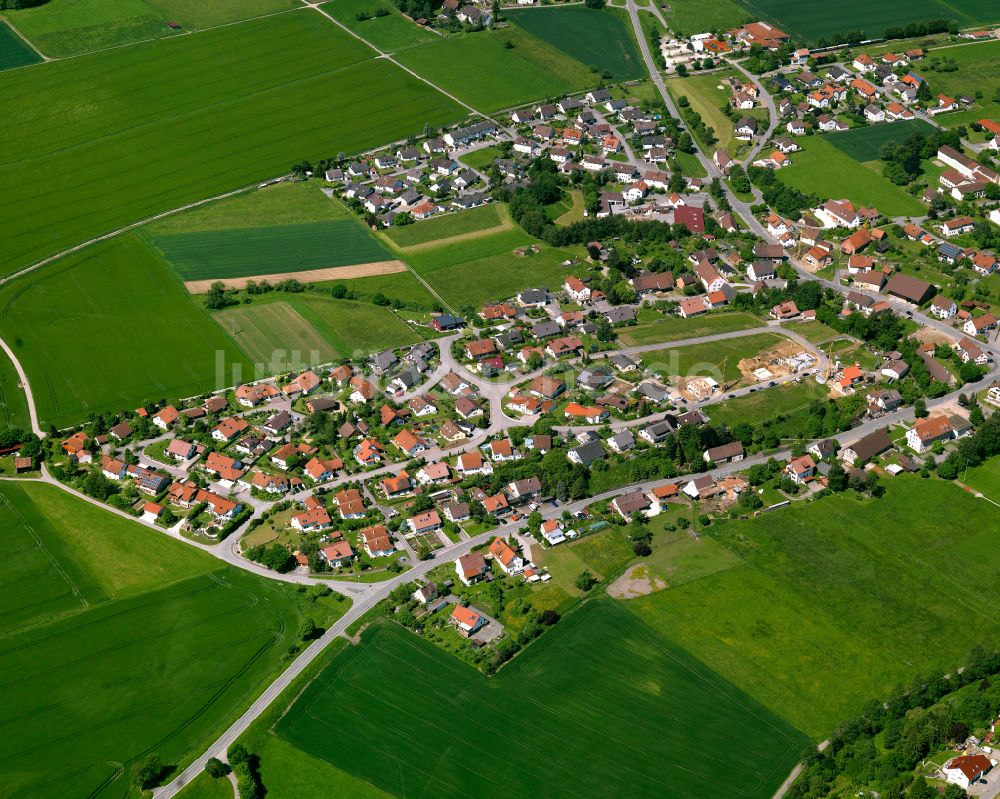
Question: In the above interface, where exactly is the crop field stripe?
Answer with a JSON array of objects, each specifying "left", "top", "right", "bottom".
[{"left": 825, "top": 119, "right": 938, "bottom": 162}]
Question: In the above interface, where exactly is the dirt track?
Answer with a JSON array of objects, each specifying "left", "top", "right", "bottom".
[{"left": 184, "top": 260, "right": 407, "bottom": 293}]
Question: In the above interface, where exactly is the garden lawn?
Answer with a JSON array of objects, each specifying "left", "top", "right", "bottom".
[
  {"left": 776, "top": 135, "right": 924, "bottom": 217},
  {"left": 0, "top": 11, "right": 463, "bottom": 278},
  {"left": 505, "top": 6, "right": 644, "bottom": 80},
  {"left": 0, "top": 19, "right": 41, "bottom": 70},
  {"left": 320, "top": 0, "right": 438, "bottom": 52},
  {"left": 275, "top": 602, "right": 807, "bottom": 799},
  {"left": 731, "top": 0, "right": 1000, "bottom": 44},
  {"left": 2, "top": 0, "right": 300, "bottom": 57},
  {"left": 459, "top": 146, "right": 503, "bottom": 172},
  {"left": 152, "top": 220, "right": 392, "bottom": 281},
  {"left": 640, "top": 332, "right": 784, "bottom": 383},
  {"left": 394, "top": 26, "right": 594, "bottom": 113},
  {"left": 0, "top": 481, "right": 324, "bottom": 799},
  {"left": 0, "top": 235, "right": 253, "bottom": 428},
  {"left": 825, "top": 119, "right": 937, "bottom": 162},
  {"left": 628, "top": 478, "right": 1000, "bottom": 738},
  {"left": 618, "top": 311, "right": 762, "bottom": 346},
  {"left": 383, "top": 204, "right": 506, "bottom": 248}
]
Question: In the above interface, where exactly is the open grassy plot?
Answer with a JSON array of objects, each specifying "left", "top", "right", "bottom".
[
  {"left": 666, "top": 69, "right": 765, "bottom": 152},
  {"left": 776, "top": 135, "right": 924, "bottom": 218},
  {"left": 175, "top": 771, "right": 234, "bottom": 799},
  {"left": 0, "top": 19, "right": 41, "bottom": 70},
  {"left": 321, "top": 0, "right": 438, "bottom": 52},
  {"left": 152, "top": 220, "right": 393, "bottom": 281},
  {"left": 276, "top": 602, "right": 806, "bottom": 799},
  {"left": 641, "top": 332, "right": 783, "bottom": 383},
  {"left": 0, "top": 11, "right": 464, "bottom": 278},
  {"left": 2, "top": 0, "right": 300, "bottom": 57},
  {"left": 661, "top": 0, "right": 745, "bottom": 36},
  {"left": 505, "top": 6, "right": 643, "bottom": 80},
  {"left": 383, "top": 203, "right": 506, "bottom": 248},
  {"left": 406, "top": 229, "right": 578, "bottom": 309},
  {"left": 732, "top": 0, "right": 1000, "bottom": 44},
  {"left": 0, "top": 481, "right": 327, "bottom": 799},
  {"left": 789, "top": 319, "right": 841, "bottom": 344},
  {"left": 918, "top": 41, "right": 1000, "bottom": 127},
  {"left": 394, "top": 26, "right": 594, "bottom": 113},
  {"left": 961, "top": 454, "right": 1000, "bottom": 504},
  {"left": 825, "top": 119, "right": 937, "bottom": 162},
  {"left": 0, "top": 235, "right": 253, "bottom": 428},
  {"left": 618, "top": 311, "right": 762, "bottom": 346},
  {"left": 317, "top": 269, "right": 441, "bottom": 308},
  {"left": 0, "top": 349, "right": 30, "bottom": 432},
  {"left": 708, "top": 379, "right": 829, "bottom": 427},
  {"left": 629, "top": 478, "right": 1000, "bottom": 738},
  {"left": 459, "top": 145, "right": 503, "bottom": 171}
]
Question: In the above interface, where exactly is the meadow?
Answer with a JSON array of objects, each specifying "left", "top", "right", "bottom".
[
  {"left": 708, "top": 379, "right": 829, "bottom": 427},
  {"left": 618, "top": 310, "right": 762, "bottom": 346},
  {"left": 640, "top": 332, "right": 784, "bottom": 383},
  {"left": 0, "top": 350, "right": 30, "bottom": 432},
  {"left": 659, "top": 0, "right": 745, "bottom": 36},
  {"left": 776, "top": 135, "right": 925, "bottom": 217},
  {"left": 383, "top": 204, "right": 507, "bottom": 248},
  {"left": 826, "top": 119, "right": 937, "bottom": 162},
  {"left": 0, "top": 235, "right": 253, "bottom": 428},
  {"left": 505, "top": 6, "right": 644, "bottom": 81},
  {"left": 0, "top": 10, "right": 463, "bottom": 278},
  {"left": 0, "top": 480, "right": 338, "bottom": 798},
  {"left": 629, "top": 478, "right": 1000, "bottom": 737},
  {"left": 666, "top": 69, "right": 766, "bottom": 152},
  {"left": 317, "top": 270, "right": 442, "bottom": 308},
  {"left": 394, "top": 26, "right": 594, "bottom": 113},
  {"left": 961, "top": 454, "right": 1000, "bottom": 504},
  {"left": 152, "top": 220, "right": 393, "bottom": 281},
  {"left": 320, "top": 0, "right": 439, "bottom": 53},
  {"left": 919, "top": 41, "right": 1000, "bottom": 127},
  {"left": 0, "top": 20, "right": 41, "bottom": 70},
  {"left": 2, "top": 0, "right": 300, "bottom": 57},
  {"left": 732, "top": 0, "right": 1000, "bottom": 43},
  {"left": 276, "top": 602, "right": 806, "bottom": 799}
]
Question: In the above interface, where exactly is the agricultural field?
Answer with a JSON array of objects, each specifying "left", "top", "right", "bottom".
[
  {"left": 731, "top": 0, "right": 1000, "bottom": 43},
  {"left": 152, "top": 220, "right": 393, "bottom": 282},
  {"left": 394, "top": 26, "right": 594, "bottom": 113},
  {"left": 383, "top": 204, "right": 508, "bottom": 248},
  {"left": 629, "top": 478, "right": 1000, "bottom": 737},
  {"left": 0, "top": 235, "right": 253, "bottom": 428},
  {"left": 918, "top": 40, "right": 1000, "bottom": 127},
  {"left": 660, "top": 0, "right": 745, "bottom": 36},
  {"left": 0, "top": 10, "right": 463, "bottom": 278},
  {"left": 2, "top": 0, "right": 300, "bottom": 57},
  {"left": 825, "top": 119, "right": 937, "bottom": 161},
  {"left": 320, "top": 0, "right": 438, "bottom": 52},
  {"left": 275, "top": 602, "right": 806, "bottom": 799},
  {"left": 776, "top": 135, "right": 925, "bottom": 217},
  {"left": 0, "top": 480, "right": 340, "bottom": 799},
  {"left": 0, "top": 349, "right": 30, "bottom": 432},
  {"left": 505, "top": 6, "right": 644, "bottom": 80},
  {"left": 405, "top": 228, "right": 579, "bottom": 309},
  {"left": 618, "top": 310, "right": 762, "bottom": 346},
  {"left": 0, "top": 19, "right": 41, "bottom": 70},
  {"left": 640, "top": 332, "right": 784, "bottom": 383}
]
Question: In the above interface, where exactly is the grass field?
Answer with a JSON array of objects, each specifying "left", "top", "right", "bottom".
[
  {"left": 0, "top": 19, "right": 41, "bottom": 70},
  {"left": 320, "top": 0, "right": 438, "bottom": 52},
  {"left": 918, "top": 41, "right": 1000, "bottom": 127},
  {"left": 825, "top": 119, "right": 938, "bottom": 162},
  {"left": 0, "top": 349, "right": 30, "bottom": 432},
  {"left": 641, "top": 333, "right": 784, "bottom": 383},
  {"left": 708, "top": 379, "right": 829, "bottom": 427},
  {"left": 789, "top": 319, "right": 842, "bottom": 344},
  {"left": 0, "top": 235, "right": 253, "bottom": 428},
  {"left": 405, "top": 229, "right": 578, "bottom": 309},
  {"left": 660, "top": 0, "right": 745, "bottom": 36},
  {"left": 0, "top": 480, "right": 331, "bottom": 798},
  {"left": 2, "top": 0, "right": 299, "bottom": 57},
  {"left": 317, "top": 270, "right": 441, "bottom": 308},
  {"left": 152, "top": 220, "right": 393, "bottom": 281},
  {"left": 394, "top": 26, "right": 594, "bottom": 114},
  {"left": 0, "top": 10, "right": 463, "bottom": 278},
  {"left": 459, "top": 145, "right": 503, "bottom": 171},
  {"left": 732, "top": 0, "right": 1000, "bottom": 43},
  {"left": 666, "top": 69, "right": 765, "bottom": 152},
  {"left": 961, "top": 454, "right": 1000, "bottom": 503},
  {"left": 275, "top": 602, "right": 806, "bottom": 799},
  {"left": 777, "top": 135, "right": 925, "bottom": 218},
  {"left": 383, "top": 204, "right": 506, "bottom": 248},
  {"left": 174, "top": 771, "right": 234, "bottom": 799},
  {"left": 629, "top": 478, "right": 1000, "bottom": 737},
  {"left": 505, "top": 6, "right": 644, "bottom": 81},
  {"left": 618, "top": 311, "right": 763, "bottom": 346}
]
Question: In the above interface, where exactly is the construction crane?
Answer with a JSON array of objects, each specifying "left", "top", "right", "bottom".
[{"left": 715, "top": 355, "right": 730, "bottom": 392}]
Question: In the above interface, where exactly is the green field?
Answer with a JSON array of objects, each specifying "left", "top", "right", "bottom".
[
  {"left": 0, "top": 480, "right": 332, "bottom": 798},
  {"left": 0, "top": 349, "right": 30, "bottom": 431},
  {"left": 275, "top": 602, "right": 806, "bottom": 799},
  {"left": 321, "top": 0, "right": 438, "bottom": 52},
  {"left": 708, "top": 379, "right": 829, "bottom": 427},
  {"left": 505, "top": 6, "right": 644, "bottom": 81},
  {"left": 826, "top": 119, "right": 937, "bottom": 162},
  {"left": 2, "top": 0, "right": 300, "bottom": 57},
  {"left": 618, "top": 311, "right": 763, "bottom": 346},
  {"left": 732, "top": 0, "right": 1000, "bottom": 43},
  {"left": 459, "top": 145, "right": 503, "bottom": 171},
  {"left": 629, "top": 478, "right": 1000, "bottom": 737},
  {"left": 152, "top": 220, "right": 393, "bottom": 281},
  {"left": 394, "top": 26, "right": 594, "bottom": 114},
  {"left": 405, "top": 229, "right": 577, "bottom": 309},
  {"left": 919, "top": 41, "right": 1000, "bottom": 127},
  {"left": 383, "top": 204, "right": 505, "bottom": 248},
  {"left": 0, "top": 19, "right": 41, "bottom": 70},
  {"left": 641, "top": 333, "right": 784, "bottom": 383},
  {"left": 961, "top": 454, "right": 1000, "bottom": 503},
  {"left": 659, "top": 0, "right": 745, "bottom": 36},
  {"left": 666, "top": 69, "right": 766, "bottom": 153},
  {"left": 0, "top": 10, "right": 463, "bottom": 278},
  {"left": 317, "top": 270, "right": 441, "bottom": 308},
  {"left": 0, "top": 235, "right": 253, "bottom": 427},
  {"left": 776, "top": 135, "right": 925, "bottom": 217}
]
